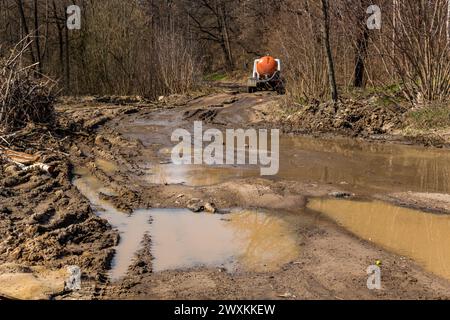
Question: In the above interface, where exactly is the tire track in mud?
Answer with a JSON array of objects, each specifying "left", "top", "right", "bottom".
[
  {"left": 2, "top": 89, "right": 449, "bottom": 300},
  {"left": 65, "top": 89, "right": 450, "bottom": 300}
]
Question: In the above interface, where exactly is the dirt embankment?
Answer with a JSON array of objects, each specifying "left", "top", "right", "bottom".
[
  {"left": 275, "top": 98, "right": 403, "bottom": 136},
  {"left": 253, "top": 94, "right": 450, "bottom": 148}
]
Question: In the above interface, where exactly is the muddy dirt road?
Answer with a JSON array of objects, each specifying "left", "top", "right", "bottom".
[{"left": 2, "top": 86, "right": 450, "bottom": 300}]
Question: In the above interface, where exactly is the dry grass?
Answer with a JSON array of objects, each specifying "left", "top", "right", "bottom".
[{"left": 407, "top": 105, "right": 450, "bottom": 130}]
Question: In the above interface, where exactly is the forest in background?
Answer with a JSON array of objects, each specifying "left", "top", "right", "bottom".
[{"left": 0, "top": 0, "right": 449, "bottom": 105}]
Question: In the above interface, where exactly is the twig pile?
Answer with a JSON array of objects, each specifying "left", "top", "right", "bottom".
[{"left": 0, "top": 38, "right": 56, "bottom": 133}]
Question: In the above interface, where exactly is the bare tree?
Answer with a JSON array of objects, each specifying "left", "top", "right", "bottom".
[
  {"left": 185, "top": 0, "right": 236, "bottom": 69},
  {"left": 447, "top": 0, "right": 450, "bottom": 43},
  {"left": 385, "top": 1, "right": 450, "bottom": 102},
  {"left": 15, "top": 0, "right": 36, "bottom": 65},
  {"left": 321, "top": 0, "right": 338, "bottom": 101},
  {"left": 345, "top": 0, "right": 372, "bottom": 88},
  {"left": 393, "top": 0, "right": 398, "bottom": 56},
  {"left": 1, "top": 0, "right": 448, "bottom": 105},
  {"left": 32, "top": 0, "right": 42, "bottom": 74}
]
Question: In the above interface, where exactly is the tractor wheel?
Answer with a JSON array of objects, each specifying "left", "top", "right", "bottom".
[
  {"left": 276, "top": 85, "right": 286, "bottom": 95},
  {"left": 275, "top": 80, "right": 286, "bottom": 95}
]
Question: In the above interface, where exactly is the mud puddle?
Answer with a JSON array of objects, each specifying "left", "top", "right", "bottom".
[
  {"left": 72, "top": 170, "right": 149, "bottom": 281},
  {"left": 73, "top": 170, "right": 302, "bottom": 280},
  {"left": 277, "top": 137, "right": 450, "bottom": 194},
  {"left": 119, "top": 109, "right": 450, "bottom": 192},
  {"left": 308, "top": 198, "right": 450, "bottom": 281},
  {"left": 146, "top": 164, "right": 259, "bottom": 186},
  {"left": 103, "top": 111, "right": 450, "bottom": 283},
  {"left": 134, "top": 133, "right": 450, "bottom": 194},
  {"left": 150, "top": 209, "right": 301, "bottom": 273}
]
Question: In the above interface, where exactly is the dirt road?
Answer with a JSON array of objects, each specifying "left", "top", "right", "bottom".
[{"left": 2, "top": 86, "right": 450, "bottom": 300}]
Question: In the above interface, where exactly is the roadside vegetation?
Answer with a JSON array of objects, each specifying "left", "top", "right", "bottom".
[
  {"left": 407, "top": 106, "right": 450, "bottom": 131},
  {"left": 0, "top": 38, "right": 56, "bottom": 134},
  {"left": 0, "top": 0, "right": 449, "bottom": 137}
]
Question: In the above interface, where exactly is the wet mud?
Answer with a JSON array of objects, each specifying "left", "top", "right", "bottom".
[{"left": 2, "top": 89, "right": 450, "bottom": 300}]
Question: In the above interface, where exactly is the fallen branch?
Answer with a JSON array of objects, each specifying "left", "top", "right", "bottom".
[
  {"left": 0, "top": 147, "right": 39, "bottom": 165},
  {"left": 13, "top": 161, "right": 54, "bottom": 174},
  {"left": 0, "top": 146, "right": 53, "bottom": 174},
  {"left": 0, "top": 135, "right": 10, "bottom": 146}
]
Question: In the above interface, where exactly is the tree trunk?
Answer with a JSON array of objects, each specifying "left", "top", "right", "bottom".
[
  {"left": 16, "top": 0, "right": 36, "bottom": 64},
  {"left": 220, "top": 4, "right": 234, "bottom": 69},
  {"left": 393, "top": 0, "right": 398, "bottom": 56},
  {"left": 42, "top": 0, "right": 50, "bottom": 65},
  {"left": 447, "top": 0, "right": 450, "bottom": 44},
  {"left": 33, "top": 0, "right": 43, "bottom": 74},
  {"left": 53, "top": 1, "right": 64, "bottom": 78},
  {"left": 220, "top": 41, "right": 233, "bottom": 69},
  {"left": 354, "top": 28, "right": 369, "bottom": 88},
  {"left": 64, "top": 9, "right": 70, "bottom": 91},
  {"left": 215, "top": 1, "right": 234, "bottom": 70},
  {"left": 321, "top": 0, "right": 338, "bottom": 101}
]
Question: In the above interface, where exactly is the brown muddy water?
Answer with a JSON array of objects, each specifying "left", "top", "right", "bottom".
[
  {"left": 308, "top": 198, "right": 450, "bottom": 281},
  {"left": 128, "top": 127, "right": 450, "bottom": 195},
  {"left": 73, "top": 170, "right": 303, "bottom": 280},
  {"left": 81, "top": 120, "right": 450, "bottom": 281},
  {"left": 150, "top": 209, "right": 301, "bottom": 273},
  {"left": 277, "top": 137, "right": 450, "bottom": 194}
]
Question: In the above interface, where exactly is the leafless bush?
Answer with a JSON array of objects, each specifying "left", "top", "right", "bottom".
[
  {"left": 273, "top": 1, "right": 329, "bottom": 102},
  {"left": 1, "top": 0, "right": 448, "bottom": 106},
  {"left": 0, "top": 39, "right": 55, "bottom": 133},
  {"left": 381, "top": 0, "right": 450, "bottom": 104},
  {"left": 271, "top": 0, "right": 374, "bottom": 102},
  {"left": 155, "top": 30, "right": 202, "bottom": 95}
]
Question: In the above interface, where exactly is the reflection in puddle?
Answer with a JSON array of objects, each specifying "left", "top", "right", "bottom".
[
  {"left": 131, "top": 130, "right": 450, "bottom": 194},
  {"left": 277, "top": 137, "right": 450, "bottom": 194},
  {"left": 149, "top": 209, "right": 238, "bottom": 272},
  {"left": 308, "top": 198, "right": 450, "bottom": 281},
  {"left": 146, "top": 164, "right": 258, "bottom": 186},
  {"left": 73, "top": 168, "right": 116, "bottom": 198},
  {"left": 73, "top": 173, "right": 149, "bottom": 281},
  {"left": 150, "top": 209, "right": 300, "bottom": 273},
  {"left": 73, "top": 171, "right": 301, "bottom": 280},
  {"left": 229, "top": 210, "right": 301, "bottom": 272}
]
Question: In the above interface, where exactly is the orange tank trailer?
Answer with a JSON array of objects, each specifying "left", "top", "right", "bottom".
[
  {"left": 248, "top": 55, "right": 285, "bottom": 94},
  {"left": 256, "top": 56, "right": 278, "bottom": 77}
]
